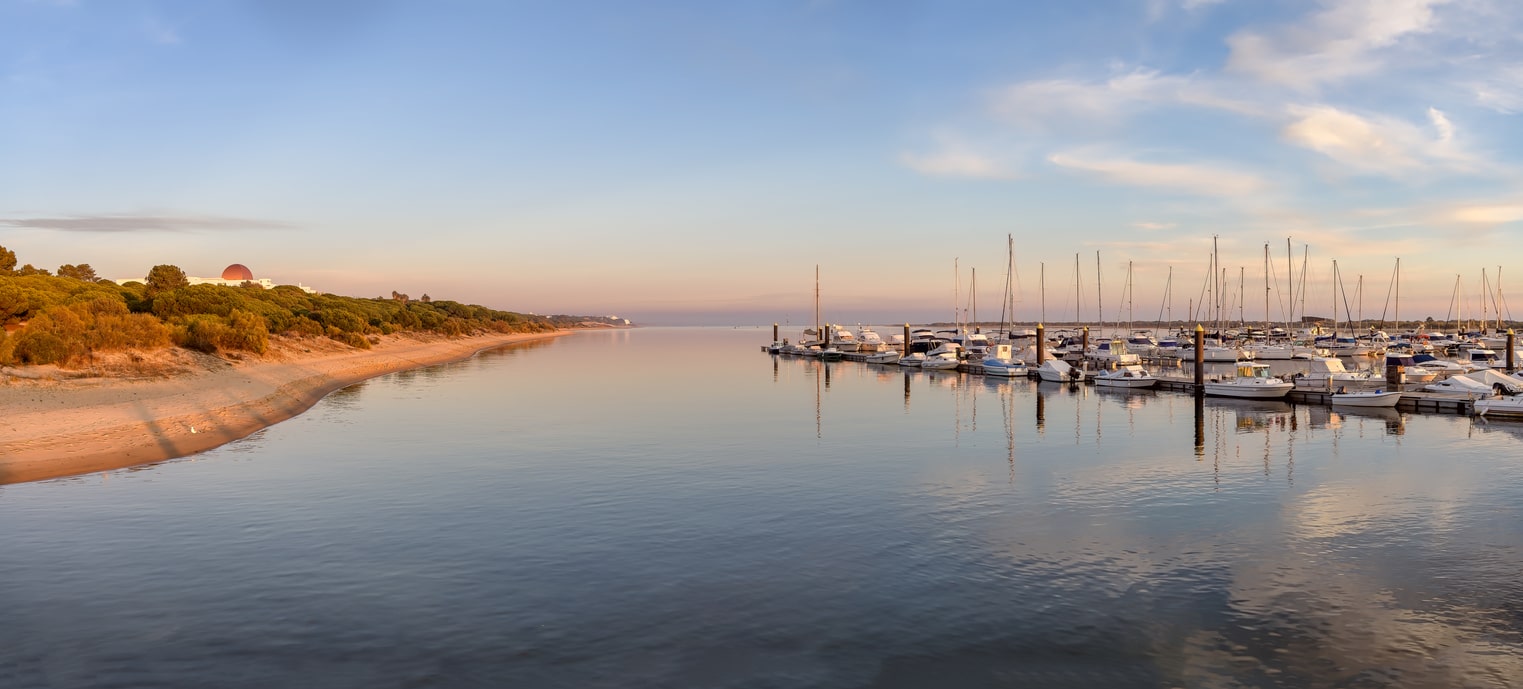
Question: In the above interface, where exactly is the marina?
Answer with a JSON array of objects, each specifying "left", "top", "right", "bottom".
[{"left": 764, "top": 323, "right": 1519, "bottom": 418}]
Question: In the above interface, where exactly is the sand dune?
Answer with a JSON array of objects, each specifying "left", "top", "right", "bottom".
[{"left": 0, "top": 330, "right": 571, "bottom": 485}]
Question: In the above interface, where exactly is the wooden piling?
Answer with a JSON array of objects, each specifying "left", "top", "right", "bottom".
[
  {"left": 1193, "top": 323, "right": 1205, "bottom": 393},
  {"left": 1036, "top": 323, "right": 1045, "bottom": 363},
  {"left": 773, "top": 323, "right": 779, "bottom": 342}
]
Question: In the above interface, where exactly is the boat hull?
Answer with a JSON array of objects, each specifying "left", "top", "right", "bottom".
[
  {"left": 1329, "top": 391, "right": 1403, "bottom": 407},
  {"left": 1095, "top": 377, "right": 1156, "bottom": 388},
  {"left": 1203, "top": 381, "right": 1293, "bottom": 399}
]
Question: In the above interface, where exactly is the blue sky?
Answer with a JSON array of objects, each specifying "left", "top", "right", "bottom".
[{"left": 2, "top": 0, "right": 1521, "bottom": 325}]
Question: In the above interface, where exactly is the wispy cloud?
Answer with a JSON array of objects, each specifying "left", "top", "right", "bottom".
[
  {"left": 1134, "top": 221, "right": 1177, "bottom": 230},
  {"left": 0, "top": 214, "right": 294, "bottom": 233},
  {"left": 1280, "top": 104, "right": 1486, "bottom": 175},
  {"left": 144, "top": 17, "right": 182, "bottom": 45},
  {"left": 899, "top": 148, "right": 1015, "bottom": 180},
  {"left": 989, "top": 68, "right": 1264, "bottom": 127},
  {"left": 1048, "top": 151, "right": 1268, "bottom": 197},
  {"left": 1225, "top": 0, "right": 1450, "bottom": 90}
]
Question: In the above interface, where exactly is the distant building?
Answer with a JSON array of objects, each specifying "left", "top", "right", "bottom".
[{"left": 114, "top": 263, "right": 318, "bottom": 294}]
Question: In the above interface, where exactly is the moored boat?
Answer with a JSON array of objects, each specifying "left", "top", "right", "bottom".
[
  {"left": 1329, "top": 390, "right": 1403, "bottom": 407},
  {"left": 1094, "top": 364, "right": 1157, "bottom": 388},
  {"left": 1203, "top": 362, "right": 1292, "bottom": 399}
]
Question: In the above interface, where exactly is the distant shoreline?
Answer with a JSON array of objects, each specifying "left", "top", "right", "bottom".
[{"left": 0, "top": 330, "right": 573, "bottom": 486}]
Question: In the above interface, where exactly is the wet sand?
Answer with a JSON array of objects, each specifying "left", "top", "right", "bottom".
[{"left": 0, "top": 330, "right": 572, "bottom": 485}]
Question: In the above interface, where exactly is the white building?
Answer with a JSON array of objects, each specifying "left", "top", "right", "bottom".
[{"left": 114, "top": 263, "right": 317, "bottom": 294}]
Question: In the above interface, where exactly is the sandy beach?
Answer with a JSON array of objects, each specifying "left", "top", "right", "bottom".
[{"left": 0, "top": 330, "right": 572, "bottom": 485}]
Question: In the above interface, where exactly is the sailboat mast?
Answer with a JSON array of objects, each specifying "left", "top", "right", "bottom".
[
  {"left": 1263, "top": 243, "right": 1270, "bottom": 334},
  {"left": 1040, "top": 262, "right": 1046, "bottom": 323},
  {"left": 1332, "top": 259, "right": 1339, "bottom": 338},
  {"left": 1096, "top": 251, "right": 1103, "bottom": 337},
  {"left": 1075, "top": 253, "right": 1081, "bottom": 327},
  {"left": 814, "top": 264, "right": 820, "bottom": 338},
  {"left": 1286, "top": 238, "right": 1294, "bottom": 333},
  {"left": 1395, "top": 257, "right": 1401, "bottom": 332}
]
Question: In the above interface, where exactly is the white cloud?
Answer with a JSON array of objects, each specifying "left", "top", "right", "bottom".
[
  {"left": 1441, "top": 204, "right": 1523, "bottom": 225},
  {"left": 900, "top": 148, "right": 1015, "bottom": 180},
  {"left": 989, "top": 69, "right": 1263, "bottom": 127},
  {"left": 1280, "top": 104, "right": 1485, "bottom": 175},
  {"left": 1048, "top": 152, "right": 1267, "bottom": 197},
  {"left": 1471, "top": 66, "right": 1523, "bottom": 113},
  {"left": 1134, "top": 221, "right": 1177, "bottom": 230},
  {"left": 1225, "top": 0, "right": 1450, "bottom": 90}
]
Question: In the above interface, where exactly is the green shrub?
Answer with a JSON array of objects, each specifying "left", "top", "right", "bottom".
[
  {"left": 222, "top": 310, "right": 269, "bottom": 354},
  {"left": 12, "top": 330, "right": 68, "bottom": 365},
  {"left": 175, "top": 316, "right": 229, "bottom": 353}
]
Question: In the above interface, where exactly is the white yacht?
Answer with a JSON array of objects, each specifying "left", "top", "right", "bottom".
[
  {"left": 1036, "top": 358, "right": 1083, "bottom": 383},
  {"left": 1291, "top": 357, "right": 1379, "bottom": 389},
  {"left": 1203, "top": 362, "right": 1292, "bottom": 399},
  {"left": 1094, "top": 364, "right": 1157, "bottom": 388}
]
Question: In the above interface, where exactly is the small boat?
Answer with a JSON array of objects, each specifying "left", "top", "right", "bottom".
[
  {"left": 1292, "top": 356, "right": 1379, "bottom": 389},
  {"left": 864, "top": 350, "right": 901, "bottom": 364},
  {"left": 1474, "top": 395, "right": 1523, "bottom": 419},
  {"left": 981, "top": 357, "right": 1028, "bottom": 377},
  {"left": 1423, "top": 370, "right": 1523, "bottom": 399},
  {"left": 898, "top": 352, "right": 926, "bottom": 367},
  {"left": 856, "top": 326, "right": 887, "bottom": 353},
  {"left": 1329, "top": 389, "right": 1403, "bottom": 407},
  {"left": 1036, "top": 358, "right": 1083, "bottom": 383},
  {"left": 1094, "top": 364, "right": 1157, "bottom": 388},
  {"left": 819, "top": 347, "right": 843, "bottom": 362},
  {"left": 1203, "top": 362, "right": 1293, "bottom": 399},
  {"left": 920, "top": 351, "right": 960, "bottom": 370}
]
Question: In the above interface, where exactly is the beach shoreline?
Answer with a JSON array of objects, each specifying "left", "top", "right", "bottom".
[{"left": 0, "top": 330, "right": 574, "bottom": 486}]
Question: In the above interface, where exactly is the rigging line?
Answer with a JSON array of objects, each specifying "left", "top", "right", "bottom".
[{"left": 1378, "top": 259, "right": 1397, "bottom": 327}]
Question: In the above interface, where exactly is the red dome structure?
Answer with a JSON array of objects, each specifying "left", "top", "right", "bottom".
[{"left": 221, "top": 264, "right": 254, "bottom": 281}]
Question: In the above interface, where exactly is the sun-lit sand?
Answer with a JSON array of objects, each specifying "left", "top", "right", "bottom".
[{"left": 0, "top": 330, "right": 572, "bottom": 485}]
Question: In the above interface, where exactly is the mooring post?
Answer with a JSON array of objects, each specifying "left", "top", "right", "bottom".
[
  {"left": 1193, "top": 393, "right": 1205, "bottom": 457},
  {"left": 1036, "top": 323, "right": 1046, "bottom": 363},
  {"left": 773, "top": 323, "right": 779, "bottom": 342},
  {"left": 1509, "top": 329, "right": 1517, "bottom": 373},
  {"left": 903, "top": 323, "right": 911, "bottom": 354},
  {"left": 824, "top": 324, "right": 830, "bottom": 350},
  {"left": 1194, "top": 323, "right": 1205, "bottom": 394}
]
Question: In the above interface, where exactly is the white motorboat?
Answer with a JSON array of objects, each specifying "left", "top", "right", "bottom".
[
  {"left": 1094, "top": 364, "right": 1157, "bottom": 388},
  {"left": 1423, "top": 370, "right": 1523, "bottom": 399},
  {"left": 1291, "top": 357, "right": 1379, "bottom": 389},
  {"left": 1466, "top": 348, "right": 1501, "bottom": 369},
  {"left": 1385, "top": 354, "right": 1436, "bottom": 383},
  {"left": 980, "top": 344, "right": 1027, "bottom": 377},
  {"left": 864, "top": 350, "right": 901, "bottom": 364},
  {"left": 920, "top": 351, "right": 960, "bottom": 370},
  {"left": 1037, "top": 358, "right": 1084, "bottom": 383},
  {"left": 1329, "top": 390, "right": 1403, "bottom": 407},
  {"left": 856, "top": 326, "right": 887, "bottom": 353},
  {"left": 1088, "top": 339, "right": 1141, "bottom": 365},
  {"left": 1124, "top": 332, "right": 1158, "bottom": 355},
  {"left": 898, "top": 352, "right": 926, "bottom": 367},
  {"left": 1242, "top": 342, "right": 1294, "bottom": 360},
  {"left": 1474, "top": 395, "right": 1523, "bottom": 419},
  {"left": 1203, "top": 362, "right": 1293, "bottom": 399},
  {"left": 981, "top": 357, "right": 1028, "bottom": 377}
]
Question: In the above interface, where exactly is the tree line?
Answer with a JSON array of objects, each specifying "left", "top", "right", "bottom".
[{"left": 0, "top": 245, "right": 558, "bottom": 367}]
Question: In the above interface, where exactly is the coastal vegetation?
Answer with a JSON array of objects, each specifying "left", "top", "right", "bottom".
[{"left": 0, "top": 245, "right": 560, "bottom": 367}]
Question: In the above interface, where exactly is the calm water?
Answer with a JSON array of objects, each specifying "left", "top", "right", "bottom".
[{"left": 3, "top": 327, "right": 1522, "bottom": 688}]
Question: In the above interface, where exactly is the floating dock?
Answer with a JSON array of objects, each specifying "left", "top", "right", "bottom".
[{"left": 764, "top": 346, "right": 1480, "bottom": 416}]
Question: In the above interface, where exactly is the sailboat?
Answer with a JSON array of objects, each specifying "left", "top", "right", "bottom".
[{"left": 983, "top": 235, "right": 1029, "bottom": 377}]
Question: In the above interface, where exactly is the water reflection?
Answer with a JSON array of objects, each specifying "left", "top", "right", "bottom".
[{"left": 2, "top": 328, "right": 1521, "bottom": 688}]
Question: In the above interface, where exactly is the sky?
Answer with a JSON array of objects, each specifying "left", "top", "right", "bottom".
[{"left": 2, "top": 0, "right": 1522, "bottom": 326}]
